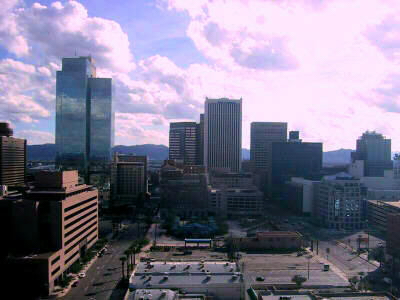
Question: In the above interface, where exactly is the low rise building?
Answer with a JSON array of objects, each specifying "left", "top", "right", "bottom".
[
  {"left": 316, "top": 173, "right": 363, "bottom": 230},
  {"left": 130, "top": 289, "right": 205, "bottom": 300},
  {"left": 387, "top": 213, "right": 400, "bottom": 257},
  {"left": 129, "top": 261, "right": 243, "bottom": 300},
  {"left": 232, "top": 231, "right": 302, "bottom": 251},
  {"left": 210, "top": 172, "right": 253, "bottom": 188},
  {"left": 368, "top": 200, "right": 400, "bottom": 233},
  {"left": 208, "top": 187, "right": 263, "bottom": 217}
]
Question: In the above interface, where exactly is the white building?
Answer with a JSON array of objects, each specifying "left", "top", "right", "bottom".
[
  {"left": 285, "top": 177, "right": 320, "bottom": 215},
  {"left": 204, "top": 98, "right": 242, "bottom": 173},
  {"left": 316, "top": 173, "right": 363, "bottom": 230},
  {"left": 129, "top": 261, "right": 243, "bottom": 300}
]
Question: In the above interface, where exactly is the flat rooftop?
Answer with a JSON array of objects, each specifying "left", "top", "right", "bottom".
[
  {"left": 130, "top": 261, "right": 241, "bottom": 288},
  {"left": 261, "top": 296, "right": 311, "bottom": 300},
  {"left": 368, "top": 200, "right": 400, "bottom": 208},
  {"left": 135, "top": 261, "right": 237, "bottom": 274}
]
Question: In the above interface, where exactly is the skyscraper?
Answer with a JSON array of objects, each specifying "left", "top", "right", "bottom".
[
  {"left": 250, "top": 122, "right": 287, "bottom": 171},
  {"left": 55, "top": 56, "right": 113, "bottom": 172},
  {"left": 204, "top": 98, "right": 242, "bottom": 172},
  {"left": 250, "top": 122, "right": 287, "bottom": 195},
  {"left": 197, "top": 114, "right": 204, "bottom": 165},
  {"left": 351, "top": 131, "right": 392, "bottom": 177},
  {"left": 0, "top": 122, "right": 26, "bottom": 186},
  {"left": 169, "top": 122, "right": 198, "bottom": 165}
]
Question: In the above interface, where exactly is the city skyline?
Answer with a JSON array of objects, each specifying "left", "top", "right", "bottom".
[{"left": 2, "top": 0, "right": 400, "bottom": 151}]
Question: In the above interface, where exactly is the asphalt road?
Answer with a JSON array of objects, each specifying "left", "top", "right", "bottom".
[
  {"left": 61, "top": 223, "right": 140, "bottom": 300},
  {"left": 318, "top": 239, "right": 378, "bottom": 277}
]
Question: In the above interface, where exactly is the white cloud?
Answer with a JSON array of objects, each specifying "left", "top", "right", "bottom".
[{"left": 16, "top": 129, "right": 54, "bottom": 144}]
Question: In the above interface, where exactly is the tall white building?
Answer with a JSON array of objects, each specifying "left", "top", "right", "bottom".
[{"left": 204, "top": 98, "right": 242, "bottom": 172}]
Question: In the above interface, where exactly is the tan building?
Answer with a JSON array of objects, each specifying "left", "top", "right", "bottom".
[
  {"left": 387, "top": 213, "right": 400, "bottom": 257},
  {"left": 232, "top": 231, "right": 303, "bottom": 251},
  {"left": 368, "top": 200, "right": 400, "bottom": 234},
  {"left": 3, "top": 170, "right": 99, "bottom": 295}
]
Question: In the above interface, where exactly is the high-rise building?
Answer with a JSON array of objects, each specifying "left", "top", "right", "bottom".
[
  {"left": 1, "top": 170, "right": 98, "bottom": 295},
  {"left": 0, "top": 122, "right": 26, "bottom": 186},
  {"left": 204, "top": 98, "right": 242, "bottom": 172},
  {"left": 169, "top": 122, "right": 198, "bottom": 165},
  {"left": 197, "top": 113, "right": 204, "bottom": 165},
  {"left": 250, "top": 122, "right": 287, "bottom": 195},
  {"left": 271, "top": 132, "right": 322, "bottom": 199},
  {"left": 55, "top": 56, "right": 113, "bottom": 173},
  {"left": 351, "top": 131, "right": 392, "bottom": 177},
  {"left": 250, "top": 122, "right": 287, "bottom": 170},
  {"left": 110, "top": 154, "right": 146, "bottom": 208}
]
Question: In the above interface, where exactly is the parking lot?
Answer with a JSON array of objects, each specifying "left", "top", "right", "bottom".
[{"left": 241, "top": 252, "right": 348, "bottom": 288}]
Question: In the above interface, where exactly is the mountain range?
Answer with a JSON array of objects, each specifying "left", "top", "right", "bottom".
[{"left": 27, "top": 144, "right": 353, "bottom": 165}]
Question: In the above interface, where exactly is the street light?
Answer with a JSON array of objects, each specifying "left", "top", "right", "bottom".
[{"left": 306, "top": 255, "right": 313, "bottom": 279}]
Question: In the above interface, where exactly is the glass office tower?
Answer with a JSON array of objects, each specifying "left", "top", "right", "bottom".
[
  {"left": 56, "top": 56, "right": 113, "bottom": 177},
  {"left": 89, "top": 78, "right": 114, "bottom": 162}
]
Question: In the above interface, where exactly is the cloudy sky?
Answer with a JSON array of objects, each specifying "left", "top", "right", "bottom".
[{"left": 1, "top": 0, "right": 400, "bottom": 151}]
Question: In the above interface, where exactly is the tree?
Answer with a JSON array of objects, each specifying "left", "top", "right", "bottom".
[
  {"left": 120, "top": 256, "right": 127, "bottom": 279},
  {"left": 124, "top": 249, "right": 131, "bottom": 271},
  {"left": 131, "top": 245, "right": 140, "bottom": 266},
  {"left": 291, "top": 275, "right": 307, "bottom": 288},
  {"left": 349, "top": 276, "right": 359, "bottom": 289}
]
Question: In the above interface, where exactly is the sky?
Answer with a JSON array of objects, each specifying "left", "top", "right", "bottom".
[{"left": 1, "top": 0, "right": 400, "bottom": 151}]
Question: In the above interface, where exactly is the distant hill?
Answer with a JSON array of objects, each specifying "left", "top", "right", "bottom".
[
  {"left": 27, "top": 144, "right": 56, "bottom": 161},
  {"left": 27, "top": 143, "right": 355, "bottom": 165},
  {"left": 27, "top": 144, "right": 169, "bottom": 161},
  {"left": 323, "top": 148, "right": 353, "bottom": 165},
  {"left": 113, "top": 144, "right": 168, "bottom": 160}
]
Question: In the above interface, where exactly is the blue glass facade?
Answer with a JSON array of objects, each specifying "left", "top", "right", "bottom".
[
  {"left": 56, "top": 57, "right": 113, "bottom": 172},
  {"left": 89, "top": 78, "right": 113, "bottom": 162}
]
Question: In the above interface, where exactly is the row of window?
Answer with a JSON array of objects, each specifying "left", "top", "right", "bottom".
[
  {"left": 65, "top": 227, "right": 97, "bottom": 254},
  {"left": 65, "top": 207, "right": 97, "bottom": 229},
  {"left": 65, "top": 221, "right": 97, "bottom": 246},
  {"left": 64, "top": 196, "right": 97, "bottom": 213},
  {"left": 64, "top": 201, "right": 97, "bottom": 221},
  {"left": 65, "top": 214, "right": 97, "bottom": 238}
]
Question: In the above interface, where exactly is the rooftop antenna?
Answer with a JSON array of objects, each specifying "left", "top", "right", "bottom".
[{"left": 74, "top": 49, "right": 77, "bottom": 57}]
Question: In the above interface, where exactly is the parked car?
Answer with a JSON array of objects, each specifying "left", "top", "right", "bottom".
[
  {"left": 256, "top": 276, "right": 265, "bottom": 281},
  {"left": 78, "top": 272, "right": 86, "bottom": 278},
  {"left": 383, "top": 277, "right": 392, "bottom": 284}
]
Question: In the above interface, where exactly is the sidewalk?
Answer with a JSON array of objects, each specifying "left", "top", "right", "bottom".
[{"left": 52, "top": 241, "right": 110, "bottom": 298}]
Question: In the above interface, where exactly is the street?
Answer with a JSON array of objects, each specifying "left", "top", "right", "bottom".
[{"left": 61, "top": 222, "right": 140, "bottom": 300}]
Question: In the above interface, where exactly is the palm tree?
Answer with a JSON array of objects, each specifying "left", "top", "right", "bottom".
[
  {"left": 120, "top": 256, "right": 127, "bottom": 279},
  {"left": 132, "top": 245, "right": 140, "bottom": 266},
  {"left": 125, "top": 255, "right": 130, "bottom": 278},
  {"left": 124, "top": 249, "right": 131, "bottom": 271}
]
